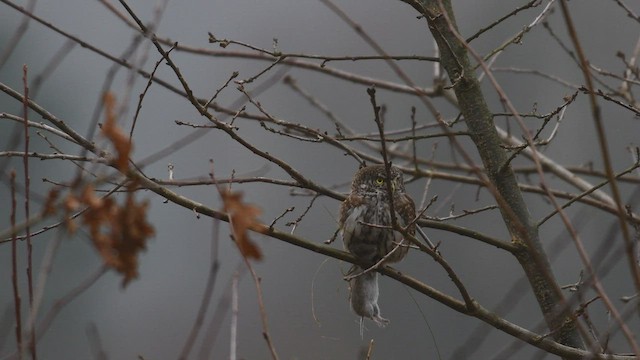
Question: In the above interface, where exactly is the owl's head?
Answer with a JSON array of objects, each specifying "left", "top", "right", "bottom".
[{"left": 351, "top": 164, "right": 406, "bottom": 196}]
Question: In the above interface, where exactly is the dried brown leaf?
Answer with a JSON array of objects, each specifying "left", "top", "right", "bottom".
[
  {"left": 43, "top": 188, "right": 60, "bottom": 216},
  {"left": 80, "top": 183, "right": 154, "bottom": 287},
  {"left": 221, "top": 190, "right": 267, "bottom": 260},
  {"left": 63, "top": 193, "right": 81, "bottom": 233},
  {"left": 102, "top": 92, "right": 132, "bottom": 172}
]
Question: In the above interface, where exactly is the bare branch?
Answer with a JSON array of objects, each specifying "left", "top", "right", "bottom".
[{"left": 560, "top": 0, "right": 640, "bottom": 297}]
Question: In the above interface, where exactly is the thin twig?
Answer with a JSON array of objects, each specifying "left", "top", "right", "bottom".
[
  {"left": 203, "top": 71, "right": 239, "bottom": 109},
  {"left": 208, "top": 32, "right": 438, "bottom": 63},
  {"left": 22, "top": 65, "right": 36, "bottom": 360},
  {"left": 560, "top": 0, "right": 640, "bottom": 299},
  {"left": 367, "top": 87, "right": 398, "bottom": 229},
  {"left": 241, "top": 255, "right": 279, "bottom": 359},
  {"left": 30, "top": 39, "right": 76, "bottom": 98},
  {"left": 196, "top": 263, "right": 245, "bottom": 360},
  {"left": 282, "top": 75, "right": 354, "bottom": 138},
  {"left": 177, "top": 219, "right": 221, "bottom": 360},
  {"left": 130, "top": 44, "right": 177, "bottom": 140},
  {"left": 541, "top": 182, "right": 640, "bottom": 355},
  {"left": 229, "top": 271, "right": 239, "bottom": 360},
  {"left": 85, "top": 323, "right": 108, "bottom": 360},
  {"left": 0, "top": 0, "right": 36, "bottom": 69},
  {"left": 269, "top": 207, "right": 295, "bottom": 230},
  {"left": 10, "top": 170, "right": 23, "bottom": 360},
  {"left": 0, "top": 151, "right": 105, "bottom": 163},
  {"left": 491, "top": 66, "right": 578, "bottom": 88},
  {"left": 33, "top": 266, "right": 108, "bottom": 344},
  {"left": 343, "top": 234, "right": 406, "bottom": 281},
  {"left": 426, "top": 205, "right": 498, "bottom": 221},
  {"left": 613, "top": 0, "right": 640, "bottom": 23},
  {"left": 480, "top": 0, "right": 555, "bottom": 64},
  {"left": 310, "top": 258, "right": 330, "bottom": 326},
  {"left": 365, "top": 339, "right": 375, "bottom": 360},
  {"left": 582, "top": 87, "right": 640, "bottom": 116},
  {"left": 466, "top": 0, "right": 542, "bottom": 42},
  {"left": 538, "top": 161, "right": 640, "bottom": 225},
  {"left": 0, "top": 114, "right": 78, "bottom": 144},
  {"left": 286, "top": 194, "right": 320, "bottom": 233}
]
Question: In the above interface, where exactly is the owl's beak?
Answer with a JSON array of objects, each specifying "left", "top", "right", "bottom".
[{"left": 391, "top": 179, "right": 397, "bottom": 191}]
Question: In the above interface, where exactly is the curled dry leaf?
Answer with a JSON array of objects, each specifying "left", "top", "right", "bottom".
[
  {"left": 221, "top": 190, "right": 267, "bottom": 260},
  {"left": 63, "top": 192, "right": 81, "bottom": 233},
  {"left": 102, "top": 92, "right": 132, "bottom": 172},
  {"left": 67, "top": 184, "right": 155, "bottom": 287},
  {"left": 43, "top": 188, "right": 60, "bottom": 216},
  {"left": 56, "top": 94, "right": 151, "bottom": 287}
]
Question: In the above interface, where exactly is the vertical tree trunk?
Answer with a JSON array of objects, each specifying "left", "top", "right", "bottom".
[{"left": 410, "top": 0, "right": 585, "bottom": 352}]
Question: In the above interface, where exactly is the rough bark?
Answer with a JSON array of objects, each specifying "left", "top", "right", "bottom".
[{"left": 409, "top": 0, "right": 585, "bottom": 352}]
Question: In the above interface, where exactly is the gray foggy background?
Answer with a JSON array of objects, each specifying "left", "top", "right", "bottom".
[{"left": 1, "top": 0, "right": 639, "bottom": 359}]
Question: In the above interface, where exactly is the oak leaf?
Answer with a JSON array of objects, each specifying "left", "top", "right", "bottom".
[
  {"left": 221, "top": 190, "right": 267, "bottom": 260},
  {"left": 102, "top": 92, "right": 132, "bottom": 172},
  {"left": 80, "top": 184, "right": 154, "bottom": 287}
]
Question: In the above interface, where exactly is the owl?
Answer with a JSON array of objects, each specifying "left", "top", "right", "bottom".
[
  {"left": 339, "top": 164, "right": 416, "bottom": 329},
  {"left": 340, "top": 164, "right": 416, "bottom": 265}
]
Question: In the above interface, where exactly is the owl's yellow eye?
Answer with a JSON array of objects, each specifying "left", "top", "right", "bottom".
[{"left": 375, "top": 177, "right": 384, "bottom": 185}]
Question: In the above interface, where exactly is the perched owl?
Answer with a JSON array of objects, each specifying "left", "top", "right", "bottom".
[{"left": 339, "top": 164, "right": 416, "bottom": 330}]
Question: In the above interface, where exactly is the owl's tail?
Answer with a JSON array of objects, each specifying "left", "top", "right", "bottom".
[{"left": 347, "top": 265, "right": 389, "bottom": 335}]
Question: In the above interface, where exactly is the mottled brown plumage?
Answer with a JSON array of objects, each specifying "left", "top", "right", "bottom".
[{"left": 339, "top": 164, "right": 415, "bottom": 330}]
